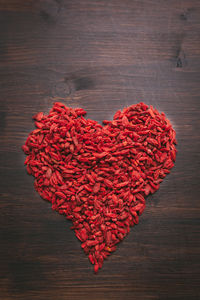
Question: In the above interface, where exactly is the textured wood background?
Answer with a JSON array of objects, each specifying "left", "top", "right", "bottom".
[{"left": 0, "top": 1, "right": 200, "bottom": 299}]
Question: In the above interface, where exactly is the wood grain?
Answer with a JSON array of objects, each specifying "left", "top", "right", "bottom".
[{"left": 0, "top": 0, "right": 200, "bottom": 299}]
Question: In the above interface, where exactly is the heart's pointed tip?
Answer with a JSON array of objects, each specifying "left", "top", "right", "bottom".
[{"left": 94, "top": 264, "right": 99, "bottom": 274}]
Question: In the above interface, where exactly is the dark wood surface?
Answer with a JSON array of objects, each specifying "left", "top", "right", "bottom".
[{"left": 0, "top": 1, "right": 200, "bottom": 299}]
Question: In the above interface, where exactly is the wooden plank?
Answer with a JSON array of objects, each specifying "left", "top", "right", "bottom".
[{"left": 0, "top": 1, "right": 200, "bottom": 299}]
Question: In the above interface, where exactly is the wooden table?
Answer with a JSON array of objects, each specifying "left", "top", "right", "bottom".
[{"left": 0, "top": 1, "right": 200, "bottom": 299}]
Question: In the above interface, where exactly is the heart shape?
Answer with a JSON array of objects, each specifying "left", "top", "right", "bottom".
[{"left": 22, "top": 102, "right": 177, "bottom": 273}]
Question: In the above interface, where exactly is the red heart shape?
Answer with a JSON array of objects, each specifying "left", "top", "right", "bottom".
[{"left": 22, "top": 102, "right": 177, "bottom": 273}]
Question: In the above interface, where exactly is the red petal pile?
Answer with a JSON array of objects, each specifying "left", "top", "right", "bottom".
[{"left": 22, "top": 102, "right": 177, "bottom": 273}]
